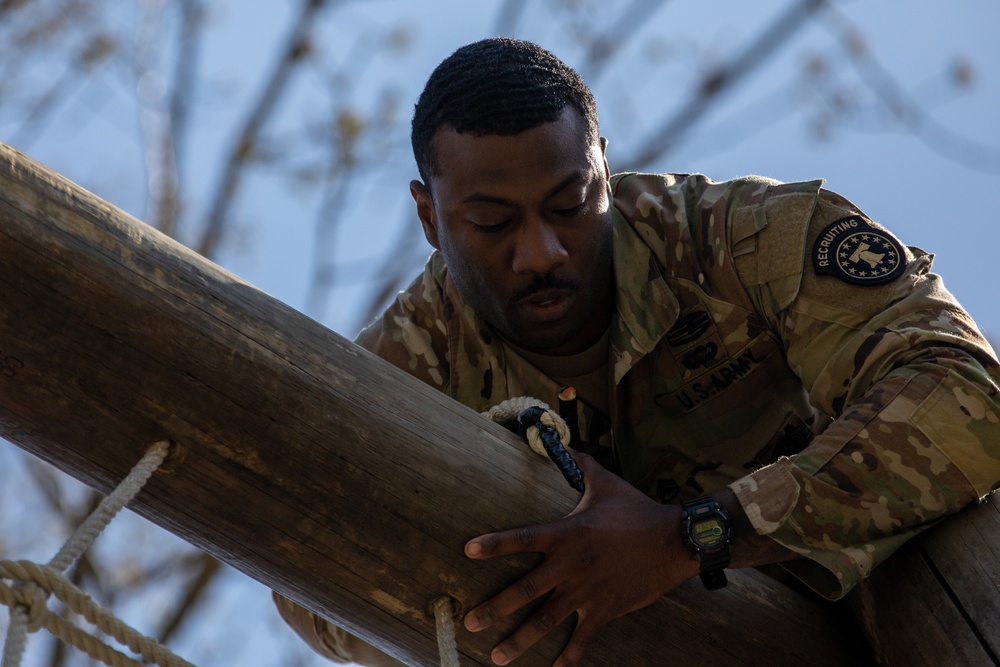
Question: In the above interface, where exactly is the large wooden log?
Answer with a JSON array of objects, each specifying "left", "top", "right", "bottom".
[
  {"left": 0, "top": 141, "right": 872, "bottom": 665},
  {"left": 848, "top": 492, "right": 1000, "bottom": 666}
]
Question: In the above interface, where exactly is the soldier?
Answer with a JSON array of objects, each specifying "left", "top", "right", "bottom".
[{"left": 276, "top": 38, "right": 1000, "bottom": 666}]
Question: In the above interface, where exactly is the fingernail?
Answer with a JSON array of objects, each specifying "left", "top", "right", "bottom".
[
  {"left": 492, "top": 648, "right": 508, "bottom": 665},
  {"left": 465, "top": 541, "right": 482, "bottom": 557},
  {"left": 464, "top": 612, "right": 480, "bottom": 631}
]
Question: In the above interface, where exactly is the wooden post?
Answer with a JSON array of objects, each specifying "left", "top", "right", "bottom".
[
  {"left": 0, "top": 142, "right": 873, "bottom": 666},
  {"left": 848, "top": 492, "right": 1000, "bottom": 666}
]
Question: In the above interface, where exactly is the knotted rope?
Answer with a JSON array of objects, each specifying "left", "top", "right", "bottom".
[
  {"left": 482, "top": 396, "right": 570, "bottom": 457},
  {"left": 1, "top": 440, "right": 195, "bottom": 667},
  {"left": 483, "top": 396, "right": 584, "bottom": 493}
]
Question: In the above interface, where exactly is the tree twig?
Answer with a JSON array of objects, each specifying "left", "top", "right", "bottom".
[
  {"left": 155, "top": 0, "right": 206, "bottom": 239},
  {"left": 493, "top": 0, "right": 527, "bottom": 35},
  {"left": 818, "top": 6, "right": 1000, "bottom": 173},
  {"left": 626, "top": 0, "right": 826, "bottom": 170},
  {"left": 157, "top": 553, "right": 223, "bottom": 644},
  {"left": 195, "top": 0, "right": 332, "bottom": 259},
  {"left": 576, "top": 0, "right": 672, "bottom": 84}
]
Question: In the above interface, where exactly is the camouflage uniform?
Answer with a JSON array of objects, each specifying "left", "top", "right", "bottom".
[{"left": 277, "top": 172, "right": 1000, "bottom": 657}]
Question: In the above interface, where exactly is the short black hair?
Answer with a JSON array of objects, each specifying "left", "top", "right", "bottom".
[{"left": 411, "top": 38, "right": 599, "bottom": 185}]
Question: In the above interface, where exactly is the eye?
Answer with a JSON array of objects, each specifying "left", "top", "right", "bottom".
[
  {"left": 553, "top": 202, "right": 586, "bottom": 217},
  {"left": 468, "top": 219, "right": 511, "bottom": 233}
]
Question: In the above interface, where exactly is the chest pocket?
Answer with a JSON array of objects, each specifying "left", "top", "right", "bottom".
[
  {"left": 657, "top": 310, "right": 779, "bottom": 414},
  {"left": 653, "top": 288, "right": 783, "bottom": 409},
  {"left": 629, "top": 293, "right": 819, "bottom": 500}
]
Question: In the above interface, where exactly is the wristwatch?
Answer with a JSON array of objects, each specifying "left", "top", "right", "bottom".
[{"left": 680, "top": 496, "right": 734, "bottom": 590}]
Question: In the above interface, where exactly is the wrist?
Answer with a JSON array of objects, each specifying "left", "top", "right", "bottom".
[
  {"left": 712, "top": 487, "right": 797, "bottom": 569},
  {"left": 663, "top": 503, "right": 701, "bottom": 581},
  {"left": 680, "top": 496, "right": 734, "bottom": 590}
]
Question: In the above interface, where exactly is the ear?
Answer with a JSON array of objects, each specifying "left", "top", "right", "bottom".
[
  {"left": 410, "top": 180, "right": 440, "bottom": 250},
  {"left": 599, "top": 136, "right": 612, "bottom": 190}
]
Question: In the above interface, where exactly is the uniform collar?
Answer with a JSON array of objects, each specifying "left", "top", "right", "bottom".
[{"left": 609, "top": 208, "right": 679, "bottom": 383}]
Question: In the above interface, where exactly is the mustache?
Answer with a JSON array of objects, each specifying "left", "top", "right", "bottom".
[{"left": 512, "top": 274, "right": 581, "bottom": 302}]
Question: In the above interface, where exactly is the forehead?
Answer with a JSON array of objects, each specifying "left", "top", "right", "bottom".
[{"left": 428, "top": 108, "right": 600, "bottom": 200}]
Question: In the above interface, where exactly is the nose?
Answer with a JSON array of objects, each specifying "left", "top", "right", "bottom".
[{"left": 510, "top": 218, "right": 569, "bottom": 275}]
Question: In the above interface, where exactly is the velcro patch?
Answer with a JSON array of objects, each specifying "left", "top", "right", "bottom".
[{"left": 812, "top": 215, "right": 905, "bottom": 285}]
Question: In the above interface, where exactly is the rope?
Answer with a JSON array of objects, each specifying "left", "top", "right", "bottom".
[
  {"left": 47, "top": 441, "right": 168, "bottom": 574},
  {"left": 484, "top": 396, "right": 584, "bottom": 493},
  {"left": 431, "top": 597, "right": 460, "bottom": 667},
  {"left": 482, "top": 397, "right": 571, "bottom": 457},
  {"left": 1, "top": 608, "right": 28, "bottom": 667},
  {"left": 1, "top": 440, "right": 195, "bottom": 667}
]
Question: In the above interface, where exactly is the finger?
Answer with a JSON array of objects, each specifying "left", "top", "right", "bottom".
[
  {"left": 564, "top": 451, "right": 606, "bottom": 514},
  {"left": 487, "top": 600, "right": 576, "bottom": 665},
  {"left": 465, "top": 521, "right": 560, "bottom": 560},
  {"left": 553, "top": 616, "right": 601, "bottom": 667},
  {"left": 464, "top": 565, "right": 556, "bottom": 633}
]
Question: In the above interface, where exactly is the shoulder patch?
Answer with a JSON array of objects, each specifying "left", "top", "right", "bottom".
[{"left": 812, "top": 215, "right": 905, "bottom": 285}]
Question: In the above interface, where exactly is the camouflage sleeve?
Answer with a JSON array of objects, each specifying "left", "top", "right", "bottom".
[
  {"left": 729, "top": 188, "right": 1000, "bottom": 600},
  {"left": 353, "top": 252, "right": 452, "bottom": 393}
]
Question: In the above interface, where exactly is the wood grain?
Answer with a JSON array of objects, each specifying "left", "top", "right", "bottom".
[{"left": 848, "top": 493, "right": 1000, "bottom": 666}]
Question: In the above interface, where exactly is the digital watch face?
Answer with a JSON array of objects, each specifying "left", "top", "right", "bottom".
[{"left": 692, "top": 516, "right": 725, "bottom": 548}]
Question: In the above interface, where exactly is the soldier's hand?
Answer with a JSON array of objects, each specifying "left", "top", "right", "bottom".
[{"left": 463, "top": 451, "right": 698, "bottom": 666}]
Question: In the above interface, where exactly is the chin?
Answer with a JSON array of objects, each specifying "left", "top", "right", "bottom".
[{"left": 508, "top": 326, "right": 576, "bottom": 355}]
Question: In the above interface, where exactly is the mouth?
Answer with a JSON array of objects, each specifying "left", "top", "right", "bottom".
[{"left": 517, "top": 288, "right": 575, "bottom": 322}]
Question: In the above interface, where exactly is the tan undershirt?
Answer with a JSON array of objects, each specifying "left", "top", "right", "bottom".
[{"left": 506, "top": 329, "right": 611, "bottom": 416}]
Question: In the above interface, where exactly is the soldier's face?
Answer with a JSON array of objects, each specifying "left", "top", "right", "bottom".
[{"left": 411, "top": 108, "right": 615, "bottom": 355}]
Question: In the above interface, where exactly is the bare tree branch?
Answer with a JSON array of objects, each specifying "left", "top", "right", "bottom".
[
  {"left": 576, "top": 0, "right": 672, "bottom": 83},
  {"left": 303, "top": 166, "right": 354, "bottom": 321},
  {"left": 299, "top": 27, "right": 411, "bottom": 323},
  {"left": 353, "top": 205, "right": 429, "bottom": 334},
  {"left": 8, "top": 30, "right": 116, "bottom": 149},
  {"left": 195, "top": 0, "right": 333, "bottom": 259},
  {"left": 818, "top": 6, "right": 1000, "bottom": 173},
  {"left": 626, "top": 0, "right": 826, "bottom": 170},
  {"left": 134, "top": 0, "right": 174, "bottom": 232},
  {"left": 170, "top": 0, "right": 204, "bottom": 178},
  {"left": 153, "top": 0, "right": 206, "bottom": 239},
  {"left": 156, "top": 553, "right": 223, "bottom": 644},
  {"left": 493, "top": 0, "right": 527, "bottom": 35}
]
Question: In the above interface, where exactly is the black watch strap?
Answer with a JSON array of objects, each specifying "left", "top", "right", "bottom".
[
  {"left": 681, "top": 496, "right": 733, "bottom": 591},
  {"left": 698, "top": 544, "right": 731, "bottom": 590}
]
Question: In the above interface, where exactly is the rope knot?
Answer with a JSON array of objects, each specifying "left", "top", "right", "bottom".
[
  {"left": 2, "top": 561, "right": 52, "bottom": 634},
  {"left": 483, "top": 396, "right": 584, "bottom": 493},
  {"left": 1, "top": 441, "right": 196, "bottom": 667},
  {"left": 19, "top": 580, "right": 49, "bottom": 633},
  {"left": 482, "top": 397, "right": 570, "bottom": 455}
]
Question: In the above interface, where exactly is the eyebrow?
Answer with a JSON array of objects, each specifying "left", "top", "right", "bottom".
[{"left": 461, "top": 171, "right": 584, "bottom": 206}]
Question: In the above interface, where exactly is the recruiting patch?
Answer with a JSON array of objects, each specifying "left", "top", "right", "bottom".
[{"left": 812, "top": 215, "right": 905, "bottom": 285}]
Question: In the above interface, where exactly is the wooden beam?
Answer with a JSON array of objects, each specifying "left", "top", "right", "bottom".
[
  {"left": 848, "top": 493, "right": 1000, "bottom": 667},
  {"left": 0, "top": 142, "right": 872, "bottom": 666}
]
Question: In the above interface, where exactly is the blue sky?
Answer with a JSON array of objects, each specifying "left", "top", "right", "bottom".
[
  {"left": 8, "top": 0, "right": 999, "bottom": 344},
  {"left": 257, "top": 1, "right": 1000, "bottom": 343}
]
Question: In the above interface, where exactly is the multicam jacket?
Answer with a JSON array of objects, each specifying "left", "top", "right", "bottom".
[{"left": 356, "top": 172, "right": 1000, "bottom": 600}]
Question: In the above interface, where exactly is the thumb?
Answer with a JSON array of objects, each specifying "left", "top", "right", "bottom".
[
  {"left": 564, "top": 450, "right": 606, "bottom": 514},
  {"left": 566, "top": 447, "right": 599, "bottom": 473},
  {"left": 569, "top": 449, "right": 621, "bottom": 484}
]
